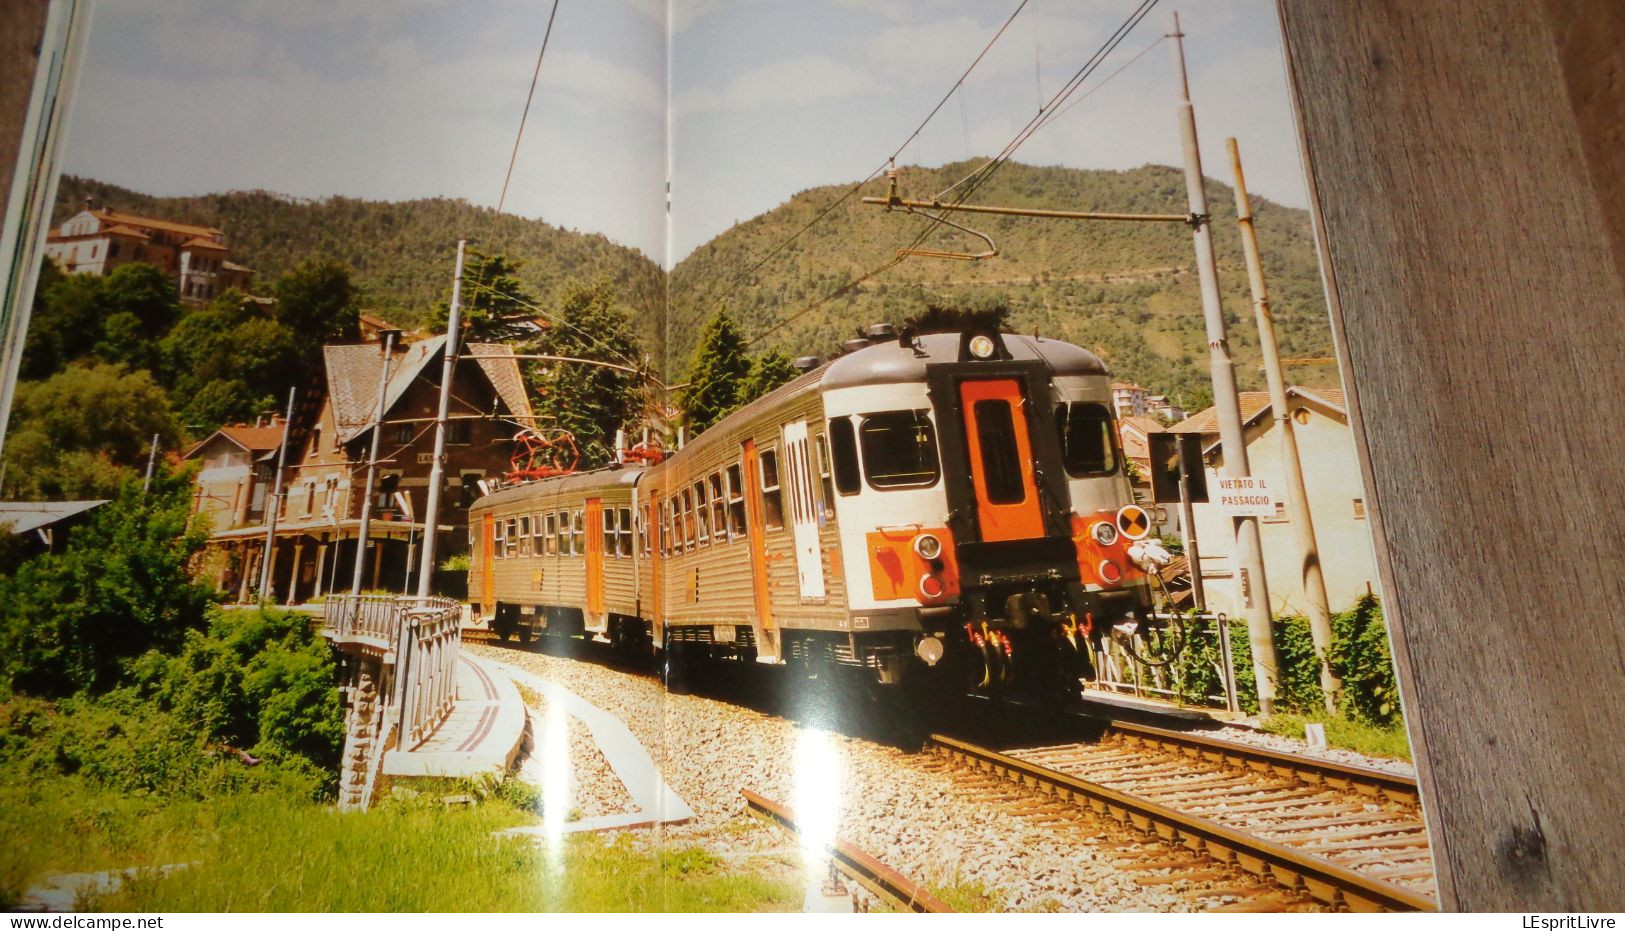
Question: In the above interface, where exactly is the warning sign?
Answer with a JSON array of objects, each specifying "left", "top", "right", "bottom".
[{"left": 1215, "top": 477, "right": 1276, "bottom": 517}]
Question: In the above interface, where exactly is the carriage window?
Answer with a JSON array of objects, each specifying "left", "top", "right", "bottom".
[
  {"left": 972, "top": 400, "right": 1025, "bottom": 504},
  {"left": 1055, "top": 402, "right": 1118, "bottom": 477},
  {"left": 709, "top": 473, "right": 727, "bottom": 542},
  {"left": 860, "top": 410, "right": 940, "bottom": 489},
  {"left": 494, "top": 519, "right": 506, "bottom": 559},
  {"left": 759, "top": 449, "right": 784, "bottom": 530},
  {"left": 681, "top": 489, "right": 696, "bottom": 548},
  {"left": 571, "top": 510, "right": 584, "bottom": 556},
  {"left": 693, "top": 481, "right": 710, "bottom": 545},
  {"left": 602, "top": 507, "right": 616, "bottom": 556},
  {"left": 638, "top": 505, "right": 650, "bottom": 556},
  {"left": 726, "top": 464, "right": 747, "bottom": 538},
  {"left": 815, "top": 434, "right": 837, "bottom": 515},
  {"left": 544, "top": 513, "right": 557, "bottom": 555},
  {"left": 556, "top": 510, "right": 569, "bottom": 555},
  {"left": 660, "top": 500, "right": 673, "bottom": 555},
  {"left": 617, "top": 507, "right": 633, "bottom": 557},
  {"left": 828, "top": 418, "right": 861, "bottom": 495},
  {"left": 519, "top": 515, "right": 532, "bottom": 557},
  {"left": 506, "top": 518, "right": 519, "bottom": 557},
  {"left": 532, "top": 512, "right": 544, "bottom": 553}
]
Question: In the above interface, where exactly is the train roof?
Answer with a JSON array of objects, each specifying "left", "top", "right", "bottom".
[
  {"left": 472, "top": 464, "right": 646, "bottom": 510},
  {"left": 821, "top": 332, "right": 1108, "bottom": 390}
]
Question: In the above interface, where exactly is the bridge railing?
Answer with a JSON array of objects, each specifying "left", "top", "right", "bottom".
[{"left": 324, "top": 593, "right": 463, "bottom": 800}]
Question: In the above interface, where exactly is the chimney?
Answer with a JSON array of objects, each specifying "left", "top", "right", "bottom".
[{"left": 83, "top": 195, "right": 93, "bottom": 212}]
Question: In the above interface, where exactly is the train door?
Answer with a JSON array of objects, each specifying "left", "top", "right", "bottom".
[
  {"left": 741, "top": 440, "right": 779, "bottom": 661},
  {"left": 480, "top": 512, "right": 495, "bottom": 614},
  {"left": 780, "top": 420, "right": 826, "bottom": 600},
  {"left": 585, "top": 497, "right": 605, "bottom": 620},
  {"left": 648, "top": 486, "right": 665, "bottom": 644},
  {"left": 959, "top": 378, "right": 1045, "bottom": 542}
]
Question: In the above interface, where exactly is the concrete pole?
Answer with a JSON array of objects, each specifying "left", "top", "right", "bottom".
[
  {"left": 257, "top": 387, "right": 297, "bottom": 604},
  {"left": 1169, "top": 12, "right": 1280, "bottom": 713},
  {"left": 1228, "top": 137, "right": 1340, "bottom": 712},
  {"left": 1177, "top": 460, "right": 1206, "bottom": 611},
  {"left": 350, "top": 330, "right": 398, "bottom": 596},
  {"left": 416, "top": 239, "right": 469, "bottom": 599},
  {"left": 141, "top": 433, "right": 159, "bottom": 494}
]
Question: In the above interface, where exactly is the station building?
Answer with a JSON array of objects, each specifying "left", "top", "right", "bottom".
[{"left": 1171, "top": 387, "right": 1378, "bottom": 618}]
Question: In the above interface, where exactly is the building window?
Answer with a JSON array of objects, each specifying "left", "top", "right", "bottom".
[
  {"left": 446, "top": 420, "right": 471, "bottom": 445},
  {"left": 759, "top": 448, "right": 784, "bottom": 530},
  {"left": 396, "top": 423, "right": 415, "bottom": 444},
  {"left": 1353, "top": 498, "right": 1366, "bottom": 520}
]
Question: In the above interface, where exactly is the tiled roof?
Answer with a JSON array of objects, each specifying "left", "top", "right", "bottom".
[
  {"left": 1170, "top": 386, "right": 1347, "bottom": 436},
  {"left": 1120, "top": 415, "right": 1166, "bottom": 435},
  {"left": 102, "top": 224, "right": 151, "bottom": 239},
  {"left": 182, "top": 237, "right": 227, "bottom": 251},
  {"left": 467, "top": 343, "right": 534, "bottom": 422},
  {"left": 220, "top": 260, "right": 254, "bottom": 273},
  {"left": 324, "top": 337, "right": 532, "bottom": 444},
  {"left": 182, "top": 423, "right": 285, "bottom": 459},
  {"left": 91, "top": 207, "right": 222, "bottom": 240}
]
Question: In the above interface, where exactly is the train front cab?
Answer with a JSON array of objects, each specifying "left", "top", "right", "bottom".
[{"left": 822, "top": 330, "right": 1152, "bottom": 702}]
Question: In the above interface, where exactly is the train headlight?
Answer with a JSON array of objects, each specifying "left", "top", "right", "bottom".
[
  {"left": 969, "top": 334, "right": 996, "bottom": 359},
  {"left": 1091, "top": 521, "right": 1118, "bottom": 547},
  {"left": 916, "top": 636, "right": 945, "bottom": 666},
  {"left": 913, "top": 532, "right": 943, "bottom": 560}
]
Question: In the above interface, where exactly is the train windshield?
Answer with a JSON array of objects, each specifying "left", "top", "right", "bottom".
[
  {"left": 1055, "top": 402, "right": 1118, "bottom": 477},
  {"left": 859, "top": 410, "right": 940, "bottom": 489}
]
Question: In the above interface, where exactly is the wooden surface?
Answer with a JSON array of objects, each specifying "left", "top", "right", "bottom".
[
  {"left": 1, "top": 2, "right": 50, "bottom": 226},
  {"left": 1278, "top": 1, "right": 1625, "bottom": 911}
]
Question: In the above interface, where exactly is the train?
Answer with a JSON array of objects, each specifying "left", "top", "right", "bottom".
[{"left": 467, "top": 326, "right": 1167, "bottom": 705}]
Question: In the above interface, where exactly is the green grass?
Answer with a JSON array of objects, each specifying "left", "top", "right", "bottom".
[
  {"left": 4, "top": 771, "right": 799, "bottom": 912},
  {"left": 1261, "top": 713, "right": 1413, "bottom": 761},
  {"left": 929, "top": 875, "right": 1008, "bottom": 912}
]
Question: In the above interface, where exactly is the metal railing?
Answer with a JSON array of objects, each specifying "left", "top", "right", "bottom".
[
  {"left": 1089, "top": 611, "right": 1241, "bottom": 711},
  {"left": 325, "top": 593, "right": 463, "bottom": 757}
]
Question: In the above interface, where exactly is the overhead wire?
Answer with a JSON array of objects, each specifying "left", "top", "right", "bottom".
[
  {"left": 497, "top": 0, "right": 562, "bottom": 215},
  {"left": 746, "top": 0, "right": 1162, "bottom": 349}
]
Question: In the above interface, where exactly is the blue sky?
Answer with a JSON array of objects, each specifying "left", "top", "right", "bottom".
[{"left": 62, "top": 1, "right": 1306, "bottom": 269}]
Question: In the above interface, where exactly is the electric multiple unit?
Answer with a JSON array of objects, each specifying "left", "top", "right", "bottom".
[{"left": 468, "top": 329, "right": 1158, "bottom": 703}]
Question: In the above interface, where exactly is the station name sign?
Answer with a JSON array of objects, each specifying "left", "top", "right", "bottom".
[{"left": 1215, "top": 477, "right": 1276, "bottom": 516}]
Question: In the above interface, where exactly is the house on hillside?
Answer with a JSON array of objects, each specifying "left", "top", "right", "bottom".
[
  {"left": 1170, "top": 387, "right": 1376, "bottom": 618},
  {"left": 1110, "top": 382, "right": 1149, "bottom": 419},
  {"left": 185, "top": 331, "right": 533, "bottom": 604},
  {"left": 44, "top": 201, "right": 254, "bottom": 302}
]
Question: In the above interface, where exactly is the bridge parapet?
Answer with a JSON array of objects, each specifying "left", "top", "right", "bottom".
[{"left": 324, "top": 594, "right": 463, "bottom": 810}]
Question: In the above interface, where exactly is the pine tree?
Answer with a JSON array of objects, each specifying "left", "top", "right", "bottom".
[
  {"left": 440, "top": 250, "right": 538, "bottom": 342},
  {"left": 678, "top": 309, "right": 752, "bottom": 435},
  {"left": 525, "top": 278, "right": 646, "bottom": 468},
  {"left": 738, "top": 349, "right": 797, "bottom": 406}
]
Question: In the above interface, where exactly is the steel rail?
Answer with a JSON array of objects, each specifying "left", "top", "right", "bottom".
[
  {"left": 741, "top": 789, "right": 954, "bottom": 914},
  {"left": 1103, "top": 720, "right": 1421, "bottom": 805},
  {"left": 928, "top": 734, "right": 1437, "bottom": 913}
]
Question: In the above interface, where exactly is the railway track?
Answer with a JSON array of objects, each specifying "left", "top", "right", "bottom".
[
  {"left": 929, "top": 726, "right": 1436, "bottom": 912},
  {"left": 742, "top": 789, "right": 953, "bottom": 913}
]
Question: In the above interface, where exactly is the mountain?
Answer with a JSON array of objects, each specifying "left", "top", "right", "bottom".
[
  {"left": 51, "top": 177, "right": 667, "bottom": 369},
  {"left": 669, "top": 161, "right": 1337, "bottom": 410}
]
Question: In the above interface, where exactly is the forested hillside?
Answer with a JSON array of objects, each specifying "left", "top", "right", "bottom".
[
  {"left": 52, "top": 177, "right": 666, "bottom": 367},
  {"left": 670, "top": 161, "right": 1336, "bottom": 409}
]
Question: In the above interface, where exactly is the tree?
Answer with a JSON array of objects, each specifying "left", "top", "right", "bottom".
[
  {"left": 0, "top": 473, "right": 216, "bottom": 696},
  {"left": 161, "top": 290, "right": 300, "bottom": 431},
  {"left": 525, "top": 278, "right": 646, "bottom": 467},
  {"left": 271, "top": 258, "right": 358, "bottom": 357},
  {"left": 738, "top": 349, "right": 797, "bottom": 407},
  {"left": 678, "top": 309, "right": 751, "bottom": 434},
  {"left": 3, "top": 362, "right": 182, "bottom": 500},
  {"left": 19, "top": 264, "right": 99, "bottom": 379},
  {"left": 902, "top": 301, "right": 1013, "bottom": 335},
  {"left": 437, "top": 250, "right": 537, "bottom": 342},
  {"left": 19, "top": 262, "right": 180, "bottom": 378}
]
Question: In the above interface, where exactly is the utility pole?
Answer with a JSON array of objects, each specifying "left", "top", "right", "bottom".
[
  {"left": 1228, "top": 137, "right": 1339, "bottom": 711},
  {"left": 1169, "top": 11, "right": 1280, "bottom": 713},
  {"left": 416, "top": 239, "right": 469, "bottom": 598},
  {"left": 257, "top": 387, "right": 297, "bottom": 604},
  {"left": 141, "top": 433, "right": 160, "bottom": 494},
  {"left": 350, "top": 329, "right": 398, "bottom": 596}
]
